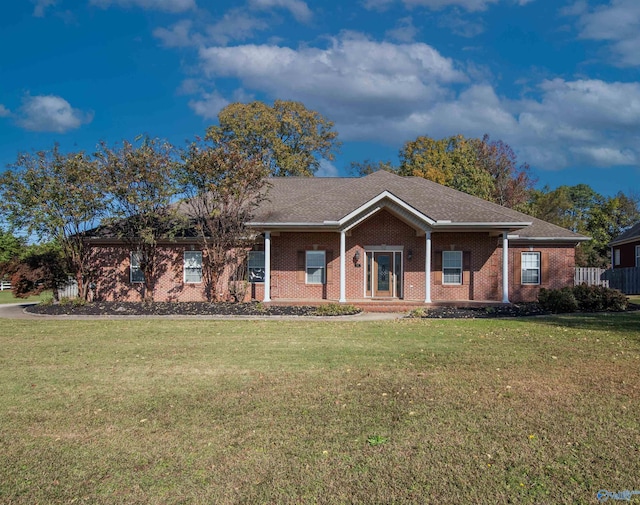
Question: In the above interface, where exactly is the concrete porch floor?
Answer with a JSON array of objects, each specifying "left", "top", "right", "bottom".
[{"left": 264, "top": 299, "right": 511, "bottom": 313}]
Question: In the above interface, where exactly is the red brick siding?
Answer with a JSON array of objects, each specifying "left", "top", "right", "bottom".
[
  {"left": 88, "top": 210, "right": 577, "bottom": 303},
  {"left": 509, "top": 245, "right": 575, "bottom": 303},
  {"left": 270, "top": 232, "right": 341, "bottom": 300},
  {"left": 88, "top": 243, "right": 244, "bottom": 302}
]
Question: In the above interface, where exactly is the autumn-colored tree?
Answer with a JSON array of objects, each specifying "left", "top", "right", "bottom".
[
  {"left": 2, "top": 242, "right": 67, "bottom": 299},
  {"left": 475, "top": 134, "right": 535, "bottom": 210},
  {"left": 181, "top": 138, "right": 270, "bottom": 302},
  {"left": 95, "top": 136, "right": 180, "bottom": 302},
  {"left": 398, "top": 135, "right": 494, "bottom": 201},
  {"left": 0, "top": 145, "right": 106, "bottom": 299},
  {"left": 207, "top": 100, "right": 340, "bottom": 177}
]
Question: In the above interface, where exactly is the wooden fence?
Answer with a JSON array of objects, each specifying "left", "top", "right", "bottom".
[
  {"left": 603, "top": 267, "right": 640, "bottom": 295},
  {"left": 574, "top": 268, "right": 609, "bottom": 288},
  {"left": 0, "top": 280, "right": 11, "bottom": 291}
]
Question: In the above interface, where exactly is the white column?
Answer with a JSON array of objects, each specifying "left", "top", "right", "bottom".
[
  {"left": 425, "top": 230, "right": 432, "bottom": 303},
  {"left": 339, "top": 230, "right": 346, "bottom": 303},
  {"left": 502, "top": 232, "right": 510, "bottom": 303},
  {"left": 263, "top": 231, "right": 271, "bottom": 302}
]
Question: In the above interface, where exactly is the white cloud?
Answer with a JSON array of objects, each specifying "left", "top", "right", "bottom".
[
  {"left": 403, "top": 0, "right": 498, "bottom": 11},
  {"left": 386, "top": 16, "right": 419, "bottom": 42},
  {"left": 153, "top": 20, "right": 200, "bottom": 48},
  {"left": 206, "top": 9, "right": 269, "bottom": 45},
  {"left": 0, "top": 104, "right": 10, "bottom": 117},
  {"left": 316, "top": 159, "right": 340, "bottom": 177},
  {"left": 197, "top": 33, "right": 466, "bottom": 124},
  {"left": 16, "top": 95, "right": 93, "bottom": 133},
  {"left": 249, "top": 0, "right": 312, "bottom": 23},
  {"left": 570, "top": 146, "right": 637, "bottom": 167},
  {"left": 509, "top": 79, "right": 640, "bottom": 168},
  {"left": 361, "top": 0, "right": 395, "bottom": 10},
  {"left": 187, "top": 33, "right": 639, "bottom": 172},
  {"left": 32, "top": 0, "right": 57, "bottom": 17},
  {"left": 90, "top": 0, "right": 196, "bottom": 13},
  {"left": 570, "top": 0, "right": 640, "bottom": 66},
  {"left": 363, "top": 0, "right": 534, "bottom": 11},
  {"left": 188, "top": 91, "right": 229, "bottom": 120}
]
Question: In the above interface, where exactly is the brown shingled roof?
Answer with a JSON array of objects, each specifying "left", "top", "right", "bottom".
[{"left": 250, "top": 171, "right": 588, "bottom": 241}]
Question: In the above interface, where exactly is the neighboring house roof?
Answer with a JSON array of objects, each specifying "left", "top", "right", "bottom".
[
  {"left": 610, "top": 222, "right": 640, "bottom": 246},
  {"left": 250, "top": 170, "right": 588, "bottom": 242}
]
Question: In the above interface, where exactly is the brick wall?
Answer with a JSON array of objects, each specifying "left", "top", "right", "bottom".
[
  {"left": 88, "top": 210, "right": 577, "bottom": 303},
  {"left": 88, "top": 243, "right": 243, "bottom": 302}
]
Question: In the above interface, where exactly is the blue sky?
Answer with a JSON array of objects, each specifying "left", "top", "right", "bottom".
[{"left": 2, "top": 0, "right": 639, "bottom": 197}]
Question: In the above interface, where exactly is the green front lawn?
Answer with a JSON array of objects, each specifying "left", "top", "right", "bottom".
[
  {"left": 0, "top": 290, "right": 51, "bottom": 304},
  {"left": 1, "top": 314, "right": 639, "bottom": 504}
]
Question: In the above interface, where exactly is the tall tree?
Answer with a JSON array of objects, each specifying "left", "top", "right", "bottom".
[
  {"left": 181, "top": 138, "right": 269, "bottom": 302},
  {"left": 0, "top": 145, "right": 106, "bottom": 299},
  {"left": 475, "top": 134, "right": 535, "bottom": 210},
  {"left": 95, "top": 136, "right": 180, "bottom": 302},
  {"left": 398, "top": 134, "right": 534, "bottom": 208},
  {"left": 207, "top": 100, "right": 340, "bottom": 177},
  {"left": 529, "top": 184, "right": 640, "bottom": 267},
  {"left": 398, "top": 135, "right": 494, "bottom": 201},
  {"left": 0, "top": 228, "right": 25, "bottom": 264}
]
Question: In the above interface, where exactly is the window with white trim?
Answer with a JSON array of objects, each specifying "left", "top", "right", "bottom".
[
  {"left": 130, "top": 251, "right": 144, "bottom": 283},
  {"left": 521, "top": 252, "right": 540, "bottom": 285},
  {"left": 614, "top": 249, "right": 621, "bottom": 266},
  {"left": 636, "top": 245, "right": 640, "bottom": 267},
  {"left": 306, "top": 251, "right": 326, "bottom": 284},
  {"left": 248, "top": 251, "right": 265, "bottom": 283},
  {"left": 442, "top": 251, "right": 462, "bottom": 285},
  {"left": 184, "top": 251, "right": 203, "bottom": 283}
]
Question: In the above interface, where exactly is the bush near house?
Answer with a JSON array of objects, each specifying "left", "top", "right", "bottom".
[{"left": 539, "top": 285, "right": 628, "bottom": 313}]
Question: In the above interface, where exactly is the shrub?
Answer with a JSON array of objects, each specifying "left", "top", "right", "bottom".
[
  {"left": 539, "top": 285, "right": 628, "bottom": 313},
  {"left": 312, "top": 303, "right": 361, "bottom": 316},
  {"left": 602, "top": 288, "right": 628, "bottom": 312},
  {"left": 572, "top": 284, "right": 605, "bottom": 312},
  {"left": 538, "top": 287, "right": 578, "bottom": 313},
  {"left": 407, "top": 308, "right": 428, "bottom": 318}
]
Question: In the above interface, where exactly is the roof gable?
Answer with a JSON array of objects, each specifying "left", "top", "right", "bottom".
[{"left": 249, "top": 171, "right": 587, "bottom": 241}]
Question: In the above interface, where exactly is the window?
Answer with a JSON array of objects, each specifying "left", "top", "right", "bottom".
[
  {"left": 614, "top": 249, "right": 621, "bottom": 266},
  {"left": 636, "top": 246, "right": 640, "bottom": 267},
  {"left": 248, "top": 251, "right": 265, "bottom": 283},
  {"left": 306, "top": 251, "right": 326, "bottom": 284},
  {"left": 521, "top": 252, "right": 540, "bottom": 285},
  {"left": 184, "top": 251, "right": 203, "bottom": 283},
  {"left": 130, "top": 252, "right": 144, "bottom": 283},
  {"left": 442, "top": 251, "right": 462, "bottom": 285}
]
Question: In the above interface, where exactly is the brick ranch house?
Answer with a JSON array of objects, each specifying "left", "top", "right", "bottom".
[
  {"left": 610, "top": 222, "right": 640, "bottom": 268},
  {"left": 86, "top": 170, "right": 588, "bottom": 304}
]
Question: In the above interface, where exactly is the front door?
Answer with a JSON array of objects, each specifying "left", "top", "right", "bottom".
[
  {"left": 374, "top": 253, "right": 393, "bottom": 297},
  {"left": 366, "top": 251, "right": 402, "bottom": 298}
]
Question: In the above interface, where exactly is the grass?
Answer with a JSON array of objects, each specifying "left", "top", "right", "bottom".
[
  {"left": 1, "top": 314, "right": 640, "bottom": 504},
  {"left": 0, "top": 290, "right": 52, "bottom": 304}
]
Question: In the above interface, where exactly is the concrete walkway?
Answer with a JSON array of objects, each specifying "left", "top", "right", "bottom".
[{"left": 0, "top": 303, "right": 405, "bottom": 321}]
